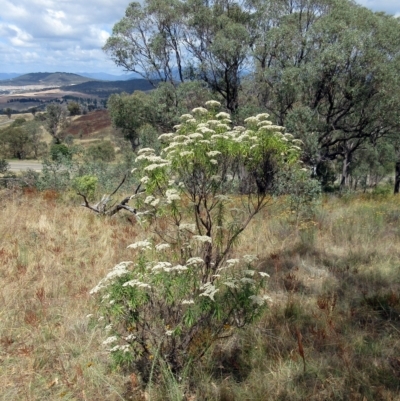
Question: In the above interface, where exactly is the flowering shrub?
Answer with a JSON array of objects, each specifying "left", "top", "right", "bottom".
[{"left": 91, "top": 101, "right": 306, "bottom": 378}]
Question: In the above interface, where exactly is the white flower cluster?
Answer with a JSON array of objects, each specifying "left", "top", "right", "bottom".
[
  {"left": 186, "top": 257, "right": 204, "bottom": 266},
  {"left": 205, "top": 100, "right": 221, "bottom": 108},
  {"left": 150, "top": 261, "right": 188, "bottom": 273},
  {"left": 192, "top": 235, "right": 212, "bottom": 243},
  {"left": 192, "top": 107, "right": 208, "bottom": 114},
  {"left": 127, "top": 240, "right": 152, "bottom": 250},
  {"left": 166, "top": 188, "right": 181, "bottom": 203},
  {"left": 122, "top": 279, "right": 151, "bottom": 289},
  {"left": 90, "top": 261, "right": 133, "bottom": 294},
  {"left": 199, "top": 282, "right": 219, "bottom": 301},
  {"left": 103, "top": 336, "right": 118, "bottom": 345},
  {"left": 155, "top": 243, "right": 170, "bottom": 251},
  {"left": 109, "top": 344, "right": 130, "bottom": 353}
]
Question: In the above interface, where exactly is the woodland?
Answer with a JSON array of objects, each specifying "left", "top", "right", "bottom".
[{"left": 1, "top": 1, "right": 400, "bottom": 400}]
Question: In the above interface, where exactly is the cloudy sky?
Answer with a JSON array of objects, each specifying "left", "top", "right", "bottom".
[{"left": 0, "top": 0, "right": 399, "bottom": 75}]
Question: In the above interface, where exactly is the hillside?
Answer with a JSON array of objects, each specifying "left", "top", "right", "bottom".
[
  {"left": 65, "top": 110, "right": 112, "bottom": 137},
  {"left": 60, "top": 79, "right": 156, "bottom": 97},
  {"left": 0, "top": 72, "right": 95, "bottom": 86}
]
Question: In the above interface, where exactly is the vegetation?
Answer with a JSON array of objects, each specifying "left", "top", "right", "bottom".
[
  {"left": 0, "top": 118, "right": 47, "bottom": 160},
  {"left": 105, "top": 0, "right": 400, "bottom": 192},
  {"left": 1, "top": 1, "right": 400, "bottom": 399},
  {"left": 67, "top": 101, "right": 81, "bottom": 116},
  {"left": 1, "top": 187, "right": 399, "bottom": 400}
]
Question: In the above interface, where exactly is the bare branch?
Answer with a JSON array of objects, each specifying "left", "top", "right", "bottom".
[{"left": 78, "top": 175, "right": 144, "bottom": 217}]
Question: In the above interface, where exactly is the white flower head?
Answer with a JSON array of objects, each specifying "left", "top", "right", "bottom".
[
  {"left": 103, "top": 336, "right": 118, "bottom": 345},
  {"left": 125, "top": 334, "right": 136, "bottom": 341},
  {"left": 223, "top": 281, "right": 238, "bottom": 289},
  {"left": 144, "top": 163, "right": 168, "bottom": 172},
  {"left": 243, "top": 254, "right": 258, "bottom": 263},
  {"left": 244, "top": 116, "right": 259, "bottom": 123},
  {"left": 180, "top": 114, "right": 193, "bottom": 121},
  {"left": 127, "top": 240, "right": 152, "bottom": 250},
  {"left": 180, "top": 150, "right": 194, "bottom": 157},
  {"left": 138, "top": 147, "right": 155, "bottom": 155},
  {"left": 192, "top": 235, "right": 212, "bottom": 244},
  {"left": 205, "top": 100, "right": 221, "bottom": 108},
  {"left": 182, "top": 299, "right": 195, "bottom": 305},
  {"left": 197, "top": 126, "right": 215, "bottom": 134},
  {"left": 166, "top": 189, "right": 181, "bottom": 203},
  {"left": 188, "top": 132, "right": 204, "bottom": 139},
  {"left": 199, "top": 282, "right": 219, "bottom": 301},
  {"left": 152, "top": 261, "right": 172, "bottom": 271},
  {"left": 249, "top": 295, "right": 265, "bottom": 306},
  {"left": 216, "top": 112, "right": 230, "bottom": 119},
  {"left": 155, "top": 243, "right": 170, "bottom": 251},
  {"left": 123, "top": 279, "right": 151, "bottom": 289},
  {"left": 158, "top": 133, "right": 175, "bottom": 141},
  {"left": 186, "top": 257, "right": 204, "bottom": 266},
  {"left": 192, "top": 107, "right": 208, "bottom": 114},
  {"left": 144, "top": 195, "right": 155, "bottom": 204}
]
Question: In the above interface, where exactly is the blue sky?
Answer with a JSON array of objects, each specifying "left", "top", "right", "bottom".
[{"left": 0, "top": 0, "right": 399, "bottom": 75}]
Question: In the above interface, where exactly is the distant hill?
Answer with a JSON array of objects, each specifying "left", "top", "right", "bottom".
[
  {"left": 0, "top": 73, "right": 21, "bottom": 81},
  {"left": 78, "top": 72, "right": 143, "bottom": 81},
  {"left": 60, "top": 79, "right": 157, "bottom": 97},
  {"left": 0, "top": 72, "right": 95, "bottom": 86}
]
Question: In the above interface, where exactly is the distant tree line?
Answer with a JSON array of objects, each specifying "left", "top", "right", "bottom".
[{"left": 7, "top": 98, "right": 43, "bottom": 103}]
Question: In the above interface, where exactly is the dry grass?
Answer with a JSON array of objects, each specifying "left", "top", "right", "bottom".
[
  {"left": 1, "top": 189, "right": 400, "bottom": 400},
  {"left": 0, "top": 188, "right": 140, "bottom": 400}
]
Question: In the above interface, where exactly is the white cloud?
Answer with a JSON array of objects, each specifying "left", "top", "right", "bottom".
[{"left": 0, "top": 0, "right": 130, "bottom": 73}]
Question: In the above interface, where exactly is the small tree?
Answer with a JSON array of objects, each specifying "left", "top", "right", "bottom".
[
  {"left": 44, "top": 104, "right": 67, "bottom": 144},
  {"left": 0, "top": 126, "right": 30, "bottom": 160},
  {"left": 4, "top": 108, "right": 12, "bottom": 119},
  {"left": 0, "top": 159, "right": 9, "bottom": 174},
  {"left": 24, "top": 120, "right": 46, "bottom": 159},
  {"left": 90, "top": 101, "right": 309, "bottom": 380},
  {"left": 67, "top": 101, "right": 81, "bottom": 116},
  {"left": 86, "top": 141, "right": 116, "bottom": 162}
]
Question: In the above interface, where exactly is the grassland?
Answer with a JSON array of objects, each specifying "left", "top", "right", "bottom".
[{"left": 0, "top": 189, "right": 399, "bottom": 400}]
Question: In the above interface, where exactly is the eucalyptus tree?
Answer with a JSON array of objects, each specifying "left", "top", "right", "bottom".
[
  {"left": 108, "top": 82, "right": 215, "bottom": 150},
  {"left": 44, "top": 104, "right": 67, "bottom": 144},
  {"left": 107, "top": 91, "right": 157, "bottom": 151},
  {"left": 252, "top": 0, "right": 400, "bottom": 188},
  {"left": 103, "top": 0, "right": 255, "bottom": 112}
]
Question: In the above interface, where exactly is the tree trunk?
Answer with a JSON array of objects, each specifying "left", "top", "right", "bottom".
[
  {"left": 394, "top": 160, "right": 400, "bottom": 194},
  {"left": 340, "top": 152, "right": 352, "bottom": 189}
]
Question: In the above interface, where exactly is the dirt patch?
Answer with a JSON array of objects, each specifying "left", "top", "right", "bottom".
[{"left": 64, "top": 110, "right": 113, "bottom": 137}]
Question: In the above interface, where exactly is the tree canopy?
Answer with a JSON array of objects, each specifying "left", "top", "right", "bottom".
[{"left": 105, "top": 0, "right": 400, "bottom": 191}]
